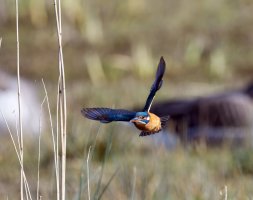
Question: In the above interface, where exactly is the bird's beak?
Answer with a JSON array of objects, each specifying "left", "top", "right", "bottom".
[
  {"left": 130, "top": 117, "right": 139, "bottom": 123},
  {"left": 130, "top": 117, "right": 146, "bottom": 124}
]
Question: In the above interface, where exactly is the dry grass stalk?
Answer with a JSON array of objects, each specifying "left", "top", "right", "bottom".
[
  {"left": 15, "top": 0, "right": 24, "bottom": 198},
  {"left": 42, "top": 79, "right": 60, "bottom": 199},
  {"left": 53, "top": 0, "right": 67, "bottom": 199},
  {"left": 131, "top": 167, "right": 137, "bottom": 200},
  {"left": 87, "top": 146, "right": 92, "bottom": 200},
  {"left": 37, "top": 96, "right": 46, "bottom": 200},
  {"left": 1, "top": 112, "right": 32, "bottom": 200}
]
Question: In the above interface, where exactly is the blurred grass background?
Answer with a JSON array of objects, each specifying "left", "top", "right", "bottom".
[{"left": 1, "top": 0, "right": 253, "bottom": 199}]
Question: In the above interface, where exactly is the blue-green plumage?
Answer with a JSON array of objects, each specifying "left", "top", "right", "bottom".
[
  {"left": 142, "top": 57, "right": 166, "bottom": 112},
  {"left": 81, "top": 108, "right": 136, "bottom": 123}
]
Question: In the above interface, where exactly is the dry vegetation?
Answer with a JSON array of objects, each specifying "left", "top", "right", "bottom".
[{"left": 1, "top": 0, "right": 253, "bottom": 199}]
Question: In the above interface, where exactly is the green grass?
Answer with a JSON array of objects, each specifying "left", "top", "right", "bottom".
[{"left": 1, "top": 130, "right": 253, "bottom": 199}]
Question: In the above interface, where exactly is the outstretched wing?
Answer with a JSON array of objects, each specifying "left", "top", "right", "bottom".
[
  {"left": 81, "top": 107, "right": 136, "bottom": 123},
  {"left": 143, "top": 57, "right": 166, "bottom": 112}
]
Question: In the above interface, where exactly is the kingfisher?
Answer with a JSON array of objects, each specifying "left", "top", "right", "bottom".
[{"left": 81, "top": 57, "right": 169, "bottom": 136}]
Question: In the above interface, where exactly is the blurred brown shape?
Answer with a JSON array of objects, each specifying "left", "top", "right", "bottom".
[{"left": 149, "top": 82, "right": 253, "bottom": 145}]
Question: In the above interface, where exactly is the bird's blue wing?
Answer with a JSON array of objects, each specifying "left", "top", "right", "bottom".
[
  {"left": 81, "top": 107, "right": 136, "bottom": 123},
  {"left": 143, "top": 56, "right": 166, "bottom": 112}
]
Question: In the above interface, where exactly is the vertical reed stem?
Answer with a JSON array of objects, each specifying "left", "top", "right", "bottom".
[
  {"left": 87, "top": 146, "right": 92, "bottom": 200},
  {"left": 15, "top": 0, "right": 24, "bottom": 199},
  {"left": 53, "top": 0, "right": 67, "bottom": 199}
]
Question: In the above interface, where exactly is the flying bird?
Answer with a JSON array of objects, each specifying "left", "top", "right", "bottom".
[{"left": 81, "top": 57, "right": 169, "bottom": 136}]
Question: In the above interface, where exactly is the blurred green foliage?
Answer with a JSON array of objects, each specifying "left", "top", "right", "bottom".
[{"left": 1, "top": 0, "right": 253, "bottom": 83}]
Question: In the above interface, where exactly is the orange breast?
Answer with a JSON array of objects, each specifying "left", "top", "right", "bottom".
[{"left": 134, "top": 112, "right": 161, "bottom": 132}]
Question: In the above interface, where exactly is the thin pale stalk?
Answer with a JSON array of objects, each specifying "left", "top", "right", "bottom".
[
  {"left": 15, "top": 0, "right": 23, "bottom": 198},
  {"left": 15, "top": 115, "right": 21, "bottom": 154},
  {"left": 59, "top": 95, "right": 65, "bottom": 199},
  {"left": 131, "top": 167, "right": 137, "bottom": 200},
  {"left": 76, "top": 156, "right": 86, "bottom": 200},
  {"left": 1, "top": 112, "right": 32, "bottom": 200},
  {"left": 97, "top": 167, "right": 119, "bottom": 200},
  {"left": 42, "top": 79, "right": 60, "bottom": 199},
  {"left": 53, "top": 0, "right": 67, "bottom": 198},
  {"left": 87, "top": 146, "right": 92, "bottom": 200},
  {"left": 14, "top": 117, "right": 30, "bottom": 200},
  {"left": 225, "top": 185, "right": 227, "bottom": 200},
  {"left": 75, "top": 125, "right": 101, "bottom": 200},
  {"left": 37, "top": 96, "right": 46, "bottom": 200},
  {"left": 90, "top": 125, "right": 101, "bottom": 159},
  {"left": 94, "top": 132, "right": 113, "bottom": 199},
  {"left": 56, "top": 76, "right": 61, "bottom": 200},
  {"left": 60, "top": 33, "right": 67, "bottom": 200}
]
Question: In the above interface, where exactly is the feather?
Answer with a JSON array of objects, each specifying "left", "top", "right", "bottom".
[
  {"left": 160, "top": 116, "right": 170, "bottom": 128},
  {"left": 139, "top": 130, "right": 159, "bottom": 137},
  {"left": 143, "top": 57, "right": 166, "bottom": 112},
  {"left": 81, "top": 107, "right": 136, "bottom": 123},
  {"left": 139, "top": 131, "right": 152, "bottom": 137}
]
